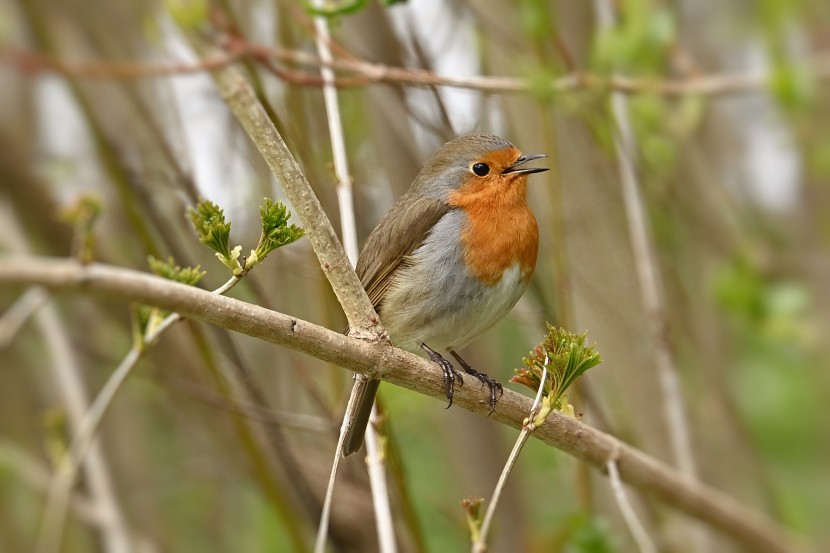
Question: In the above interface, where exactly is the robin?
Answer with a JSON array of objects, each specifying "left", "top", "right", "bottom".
[{"left": 344, "top": 133, "right": 548, "bottom": 455}]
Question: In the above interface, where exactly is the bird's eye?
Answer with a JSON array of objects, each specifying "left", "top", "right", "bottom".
[{"left": 471, "top": 162, "right": 490, "bottom": 177}]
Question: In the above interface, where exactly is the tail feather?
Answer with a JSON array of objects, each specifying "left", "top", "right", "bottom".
[{"left": 342, "top": 378, "right": 381, "bottom": 456}]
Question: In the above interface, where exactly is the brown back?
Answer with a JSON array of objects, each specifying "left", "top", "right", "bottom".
[{"left": 356, "top": 194, "right": 451, "bottom": 309}]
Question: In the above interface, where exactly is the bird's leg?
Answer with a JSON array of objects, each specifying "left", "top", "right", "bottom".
[
  {"left": 420, "top": 342, "right": 464, "bottom": 409},
  {"left": 449, "top": 350, "right": 503, "bottom": 415}
]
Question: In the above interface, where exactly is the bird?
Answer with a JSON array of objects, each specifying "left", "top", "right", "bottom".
[{"left": 343, "top": 133, "right": 548, "bottom": 456}]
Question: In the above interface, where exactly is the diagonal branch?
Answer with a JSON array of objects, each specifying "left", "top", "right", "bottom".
[
  {"left": 206, "top": 58, "right": 382, "bottom": 337},
  {"left": 0, "top": 255, "right": 804, "bottom": 553}
]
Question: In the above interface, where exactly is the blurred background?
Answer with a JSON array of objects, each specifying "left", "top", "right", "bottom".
[{"left": 1, "top": 0, "right": 829, "bottom": 551}]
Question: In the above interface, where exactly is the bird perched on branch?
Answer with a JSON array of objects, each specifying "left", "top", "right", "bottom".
[{"left": 344, "top": 133, "right": 548, "bottom": 455}]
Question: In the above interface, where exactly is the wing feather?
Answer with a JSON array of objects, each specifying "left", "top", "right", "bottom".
[{"left": 356, "top": 196, "right": 451, "bottom": 309}]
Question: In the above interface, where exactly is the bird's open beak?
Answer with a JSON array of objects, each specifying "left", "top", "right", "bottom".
[{"left": 502, "top": 153, "right": 549, "bottom": 175}]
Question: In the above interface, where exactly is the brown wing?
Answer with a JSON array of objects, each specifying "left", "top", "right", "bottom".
[{"left": 356, "top": 195, "right": 451, "bottom": 309}]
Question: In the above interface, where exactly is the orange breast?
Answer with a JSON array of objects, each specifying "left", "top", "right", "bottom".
[{"left": 448, "top": 169, "right": 539, "bottom": 286}]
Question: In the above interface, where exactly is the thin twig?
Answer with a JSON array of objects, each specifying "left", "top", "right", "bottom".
[
  {"left": 0, "top": 441, "right": 158, "bottom": 552},
  {"left": 0, "top": 286, "right": 49, "bottom": 347},
  {"left": 2, "top": 47, "right": 247, "bottom": 77},
  {"left": 607, "top": 456, "right": 657, "bottom": 553},
  {"left": 315, "top": 384, "right": 361, "bottom": 553},
  {"left": 207, "top": 54, "right": 383, "bottom": 337},
  {"left": 594, "top": 0, "right": 698, "bottom": 479},
  {"left": 5, "top": 43, "right": 830, "bottom": 97},
  {"left": 594, "top": 1, "right": 704, "bottom": 549},
  {"left": 35, "top": 276, "right": 239, "bottom": 553},
  {"left": 474, "top": 360, "right": 548, "bottom": 552},
  {"left": 0, "top": 258, "right": 806, "bottom": 553},
  {"left": 312, "top": 22, "right": 359, "bottom": 265},
  {"left": 0, "top": 198, "right": 131, "bottom": 553},
  {"left": 310, "top": 9, "right": 397, "bottom": 553},
  {"left": 35, "top": 345, "right": 143, "bottom": 553},
  {"left": 364, "top": 404, "right": 394, "bottom": 547}
]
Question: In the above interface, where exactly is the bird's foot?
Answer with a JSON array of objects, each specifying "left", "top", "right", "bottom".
[
  {"left": 450, "top": 350, "right": 503, "bottom": 415},
  {"left": 420, "top": 343, "right": 463, "bottom": 408}
]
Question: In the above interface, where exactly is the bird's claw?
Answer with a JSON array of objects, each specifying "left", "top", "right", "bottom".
[
  {"left": 448, "top": 350, "right": 503, "bottom": 415},
  {"left": 421, "top": 343, "right": 464, "bottom": 408},
  {"left": 421, "top": 344, "right": 504, "bottom": 413},
  {"left": 468, "top": 369, "right": 502, "bottom": 415}
]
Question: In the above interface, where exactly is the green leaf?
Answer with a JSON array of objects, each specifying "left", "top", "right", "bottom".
[
  {"left": 303, "top": 0, "right": 368, "bottom": 18},
  {"left": 142, "top": 257, "right": 205, "bottom": 333},
  {"left": 188, "top": 199, "right": 231, "bottom": 257},
  {"left": 563, "top": 513, "right": 618, "bottom": 553},
  {"left": 591, "top": 0, "right": 675, "bottom": 73},
  {"left": 247, "top": 198, "right": 304, "bottom": 268},
  {"left": 165, "top": 0, "right": 208, "bottom": 30},
  {"left": 769, "top": 62, "right": 814, "bottom": 111},
  {"left": 512, "top": 325, "right": 602, "bottom": 414},
  {"left": 188, "top": 198, "right": 243, "bottom": 273},
  {"left": 147, "top": 256, "right": 206, "bottom": 287}
]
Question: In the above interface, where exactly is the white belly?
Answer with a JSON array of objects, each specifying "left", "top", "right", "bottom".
[
  {"left": 378, "top": 211, "right": 530, "bottom": 352},
  {"left": 381, "top": 265, "right": 527, "bottom": 351}
]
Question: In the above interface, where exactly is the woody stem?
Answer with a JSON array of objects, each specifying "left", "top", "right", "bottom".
[{"left": 0, "top": 255, "right": 802, "bottom": 553}]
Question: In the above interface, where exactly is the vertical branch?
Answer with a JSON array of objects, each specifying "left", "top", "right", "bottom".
[
  {"left": 607, "top": 457, "right": 657, "bottom": 553},
  {"left": 205, "top": 32, "right": 394, "bottom": 551},
  {"left": 312, "top": 18, "right": 359, "bottom": 264},
  {"left": 311, "top": 12, "right": 396, "bottom": 553},
  {"left": 592, "top": 1, "right": 706, "bottom": 549},
  {"left": 593, "top": 0, "right": 698, "bottom": 478},
  {"left": 0, "top": 201, "right": 131, "bottom": 553}
]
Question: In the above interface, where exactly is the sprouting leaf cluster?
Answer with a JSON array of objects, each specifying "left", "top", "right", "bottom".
[
  {"left": 461, "top": 497, "right": 484, "bottom": 543},
  {"left": 304, "top": 0, "right": 403, "bottom": 18},
  {"left": 187, "top": 197, "right": 303, "bottom": 276},
  {"left": 512, "top": 324, "right": 601, "bottom": 423},
  {"left": 136, "top": 257, "right": 205, "bottom": 338},
  {"left": 147, "top": 256, "right": 205, "bottom": 286},
  {"left": 188, "top": 199, "right": 236, "bottom": 270},
  {"left": 59, "top": 193, "right": 103, "bottom": 227},
  {"left": 248, "top": 198, "right": 305, "bottom": 267},
  {"left": 58, "top": 193, "right": 103, "bottom": 263}
]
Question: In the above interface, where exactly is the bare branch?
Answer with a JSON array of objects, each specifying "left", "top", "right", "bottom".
[
  {"left": 0, "top": 442, "right": 157, "bottom": 552},
  {"left": 308, "top": 10, "right": 396, "bottom": 553},
  {"left": 607, "top": 457, "right": 657, "bottom": 553},
  {"left": 5, "top": 43, "right": 830, "bottom": 97},
  {"left": 207, "top": 58, "right": 382, "bottom": 337},
  {"left": 474, "top": 365, "right": 548, "bottom": 552},
  {"left": 0, "top": 255, "right": 804, "bottom": 553},
  {"left": 595, "top": 0, "right": 698, "bottom": 482},
  {"left": 1, "top": 47, "right": 247, "bottom": 78},
  {"left": 0, "top": 286, "right": 48, "bottom": 347},
  {"left": 37, "top": 275, "right": 240, "bottom": 553}
]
